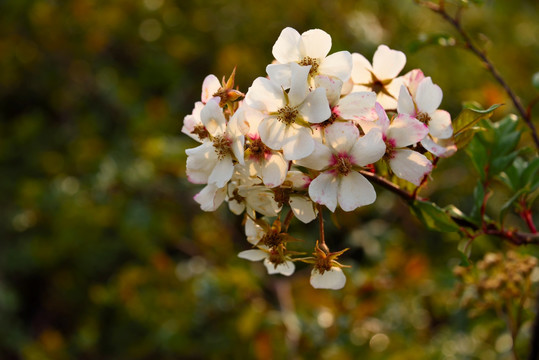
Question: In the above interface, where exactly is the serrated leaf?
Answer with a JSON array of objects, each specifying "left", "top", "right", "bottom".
[
  {"left": 410, "top": 200, "right": 460, "bottom": 232},
  {"left": 452, "top": 104, "right": 500, "bottom": 149},
  {"left": 499, "top": 188, "right": 526, "bottom": 223}
]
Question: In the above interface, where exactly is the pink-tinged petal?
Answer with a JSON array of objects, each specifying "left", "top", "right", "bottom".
[
  {"left": 389, "top": 149, "right": 432, "bottom": 186},
  {"left": 429, "top": 109, "right": 453, "bottom": 139},
  {"left": 325, "top": 122, "right": 359, "bottom": 154},
  {"left": 314, "top": 75, "right": 343, "bottom": 106},
  {"left": 341, "top": 78, "right": 354, "bottom": 95},
  {"left": 238, "top": 249, "right": 267, "bottom": 261},
  {"left": 387, "top": 114, "right": 429, "bottom": 148},
  {"left": 350, "top": 128, "right": 385, "bottom": 166},
  {"left": 421, "top": 136, "right": 457, "bottom": 158},
  {"left": 299, "top": 29, "right": 332, "bottom": 59},
  {"left": 356, "top": 118, "right": 381, "bottom": 135},
  {"left": 318, "top": 51, "right": 353, "bottom": 82},
  {"left": 201, "top": 74, "right": 221, "bottom": 103},
  {"left": 208, "top": 157, "right": 234, "bottom": 188},
  {"left": 245, "top": 77, "right": 284, "bottom": 112},
  {"left": 266, "top": 63, "right": 292, "bottom": 89},
  {"left": 415, "top": 77, "right": 442, "bottom": 114},
  {"left": 337, "top": 91, "right": 376, "bottom": 120},
  {"left": 309, "top": 172, "right": 338, "bottom": 212},
  {"left": 264, "top": 258, "right": 295, "bottom": 276},
  {"left": 258, "top": 117, "right": 287, "bottom": 150},
  {"left": 194, "top": 184, "right": 226, "bottom": 211},
  {"left": 243, "top": 106, "right": 265, "bottom": 138},
  {"left": 201, "top": 99, "right": 227, "bottom": 136},
  {"left": 337, "top": 171, "right": 376, "bottom": 211},
  {"left": 288, "top": 62, "right": 310, "bottom": 106},
  {"left": 289, "top": 196, "right": 317, "bottom": 223},
  {"left": 374, "top": 102, "right": 389, "bottom": 132},
  {"left": 286, "top": 171, "right": 312, "bottom": 189},
  {"left": 310, "top": 267, "right": 346, "bottom": 290},
  {"left": 244, "top": 189, "right": 281, "bottom": 217},
  {"left": 299, "top": 87, "right": 331, "bottom": 124},
  {"left": 272, "top": 27, "right": 302, "bottom": 64},
  {"left": 372, "top": 45, "right": 406, "bottom": 80},
  {"left": 282, "top": 126, "right": 314, "bottom": 161},
  {"left": 182, "top": 102, "right": 205, "bottom": 142},
  {"left": 262, "top": 153, "right": 288, "bottom": 188},
  {"left": 397, "top": 84, "right": 415, "bottom": 116},
  {"left": 402, "top": 69, "right": 425, "bottom": 97},
  {"left": 351, "top": 52, "right": 373, "bottom": 84},
  {"left": 294, "top": 140, "right": 333, "bottom": 170}
]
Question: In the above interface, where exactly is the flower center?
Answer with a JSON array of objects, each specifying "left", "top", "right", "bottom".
[
  {"left": 261, "top": 230, "right": 284, "bottom": 248},
  {"left": 248, "top": 138, "right": 270, "bottom": 161},
  {"left": 318, "top": 109, "right": 339, "bottom": 128},
  {"left": 314, "top": 256, "right": 332, "bottom": 274},
  {"left": 416, "top": 111, "right": 431, "bottom": 125},
  {"left": 268, "top": 250, "right": 285, "bottom": 266},
  {"left": 272, "top": 186, "right": 291, "bottom": 207},
  {"left": 383, "top": 137, "right": 396, "bottom": 160},
  {"left": 372, "top": 80, "right": 385, "bottom": 94},
  {"left": 335, "top": 155, "right": 353, "bottom": 176},
  {"left": 277, "top": 105, "right": 299, "bottom": 125},
  {"left": 298, "top": 56, "right": 320, "bottom": 76},
  {"left": 212, "top": 135, "right": 232, "bottom": 159},
  {"left": 191, "top": 124, "right": 210, "bottom": 140}
]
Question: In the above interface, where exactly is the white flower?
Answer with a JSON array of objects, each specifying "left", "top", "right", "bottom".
[
  {"left": 193, "top": 183, "right": 226, "bottom": 211},
  {"left": 245, "top": 63, "right": 331, "bottom": 160},
  {"left": 374, "top": 102, "right": 432, "bottom": 186},
  {"left": 185, "top": 99, "right": 244, "bottom": 187},
  {"left": 421, "top": 135, "right": 457, "bottom": 158},
  {"left": 296, "top": 122, "right": 386, "bottom": 212},
  {"left": 182, "top": 101, "right": 207, "bottom": 143},
  {"left": 351, "top": 45, "right": 407, "bottom": 110},
  {"left": 397, "top": 77, "right": 453, "bottom": 140},
  {"left": 238, "top": 248, "right": 295, "bottom": 276},
  {"left": 201, "top": 74, "right": 221, "bottom": 104},
  {"left": 310, "top": 267, "right": 346, "bottom": 290},
  {"left": 266, "top": 27, "right": 352, "bottom": 89}
]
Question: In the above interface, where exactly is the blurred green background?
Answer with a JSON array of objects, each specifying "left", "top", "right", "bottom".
[{"left": 1, "top": 0, "right": 539, "bottom": 359}]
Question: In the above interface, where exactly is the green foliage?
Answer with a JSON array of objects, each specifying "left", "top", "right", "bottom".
[
  {"left": 410, "top": 200, "right": 460, "bottom": 232},
  {"left": 452, "top": 103, "right": 500, "bottom": 149}
]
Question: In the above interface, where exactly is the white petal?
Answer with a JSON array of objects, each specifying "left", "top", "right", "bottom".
[
  {"left": 337, "top": 91, "right": 376, "bottom": 120},
  {"left": 262, "top": 153, "right": 288, "bottom": 188},
  {"left": 282, "top": 126, "right": 314, "bottom": 161},
  {"left": 387, "top": 114, "right": 429, "bottom": 148},
  {"left": 208, "top": 157, "right": 234, "bottom": 188},
  {"left": 299, "top": 87, "right": 331, "bottom": 124},
  {"left": 402, "top": 69, "right": 425, "bottom": 97},
  {"left": 421, "top": 136, "right": 457, "bottom": 158},
  {"left": 194, "top": 184, "right": 226, "bottom": 211},
  {"left": 294, "top": 139, "right": 333, "bottom": 170},
  {"left": 415, "top": 77, "right": 442, "bottom": 114},
  {"left": 373, "top": 102, "right": 389, "bottom": 132},
  {"left": 258, "top": 117, "right": 287, "bottom": 150},
  {"left": 349, "top": 128, "right": 385, "bottom": 166},
  {"left": 245, "top": 218, "right": 264, "bottom": 245},
  {"left": 397, "top": 85, "right": 415, "bottom": 116},
  {"left": 314, "top": 75, "right": 343, "bottom": 106},
  {"left": 372, "top": 45, "right": 406, "bottom": 80},
  {"left": 376, "top": 76, "right": 404, "bottom": 110},
  {"left": 201, "top": 99, "right": 227, "bottom": 136},
  {"left": 310, "top": 267, "right": 346, "bottom": 290},
  {"left": 238, "top": 249, "right": 267, "bottom": 261},
  {"left": 264, "top": 258, "right": 295, "bottom": 276},
  {"left": 266, "top": 63, "right": 292, "bottom": 89},
  {"left": 338, "top": 171, "right": 376, "bottom": 211},
  {"left": 289, "top": 196, "right": 317, "bottom": 223},
  {"left": 351, "top": 52, "right": 373, "bottom": 84},
  {"left": 325, "top": 122, "right": 359, "bottom": 154},
  {"left": 428, "top": 109, "right": 453, "bottom": 139},
  {"left": 272, "top": 27, "right": 301, "bottom": 63},
  {"left": 182, "top": 102, "right": 205, "bottom": 142},
  {"left": 318, "top": 51, "right": 353, "bottom": 82},
  {"left": 299, "top": 29, "right": 332, "bottom": 59},
  {"left": 245, "top": 77, "right": 284, "bottom": 112},
  {"left": 389, "top": 149, "right": 433, "bottom": 186},
  {"left": 308, "top": 172, "right": 339, "bottom": 212},
  {"left": 286, "top": 170, "right": 312, "bottom": 189},
  {"left": 186, "top": 142, "right": 216, "bottom": 184},
  {"left": 288, "top": 62, "right": 310, "bottom": 106},
  {"left": 201, "top": 74, "right": 221, "bottom": 103}
]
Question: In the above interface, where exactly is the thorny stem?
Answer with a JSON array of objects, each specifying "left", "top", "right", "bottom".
[
  {"left": 419, "top": 1, "right": 539, "bottom": 151},
  {"left": 359, "top": 170, "right": 539, "bottom": 246},
  {"left": 317, "top": 205, "right": 329, "bottom": 254}
]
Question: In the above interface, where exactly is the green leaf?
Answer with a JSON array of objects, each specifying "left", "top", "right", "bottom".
[
  {"left": 522, "top": 157, "right": 539, "bottom": 187},
  {"left": 410, "top": 200, "right": 460, "bottom": 232},
  {"left": 490, "top": 151, "right": 519, "bottom": 176},
  {"left": 470, "top": 181, "right": 485, "bottom": 222},
  {"left": 452, "top": 103, "right": 501, "bottom": 149},
  {"left": 533, "top": 72, "right": 539, "bottom": 90},
  {"left": 444, "top": 204, "right": 480, "bottom": 227},
  {"left": 465, "top": 136, "right": 488, "bottom": 181},
  {"left": 499, "top": 188, "right": 526, "bottom": 223}
]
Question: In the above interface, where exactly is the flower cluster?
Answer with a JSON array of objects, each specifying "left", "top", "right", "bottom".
[{"left": 183, "top": 27, "right": 456, "bottom": 289}]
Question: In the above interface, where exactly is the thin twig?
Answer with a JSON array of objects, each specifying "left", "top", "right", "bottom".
[
  {"left": 317, "top": 205, "right": 329, "bottom": 253},
  {"left": 420, "top": 1, "right": 539, "bottom": 150}
]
